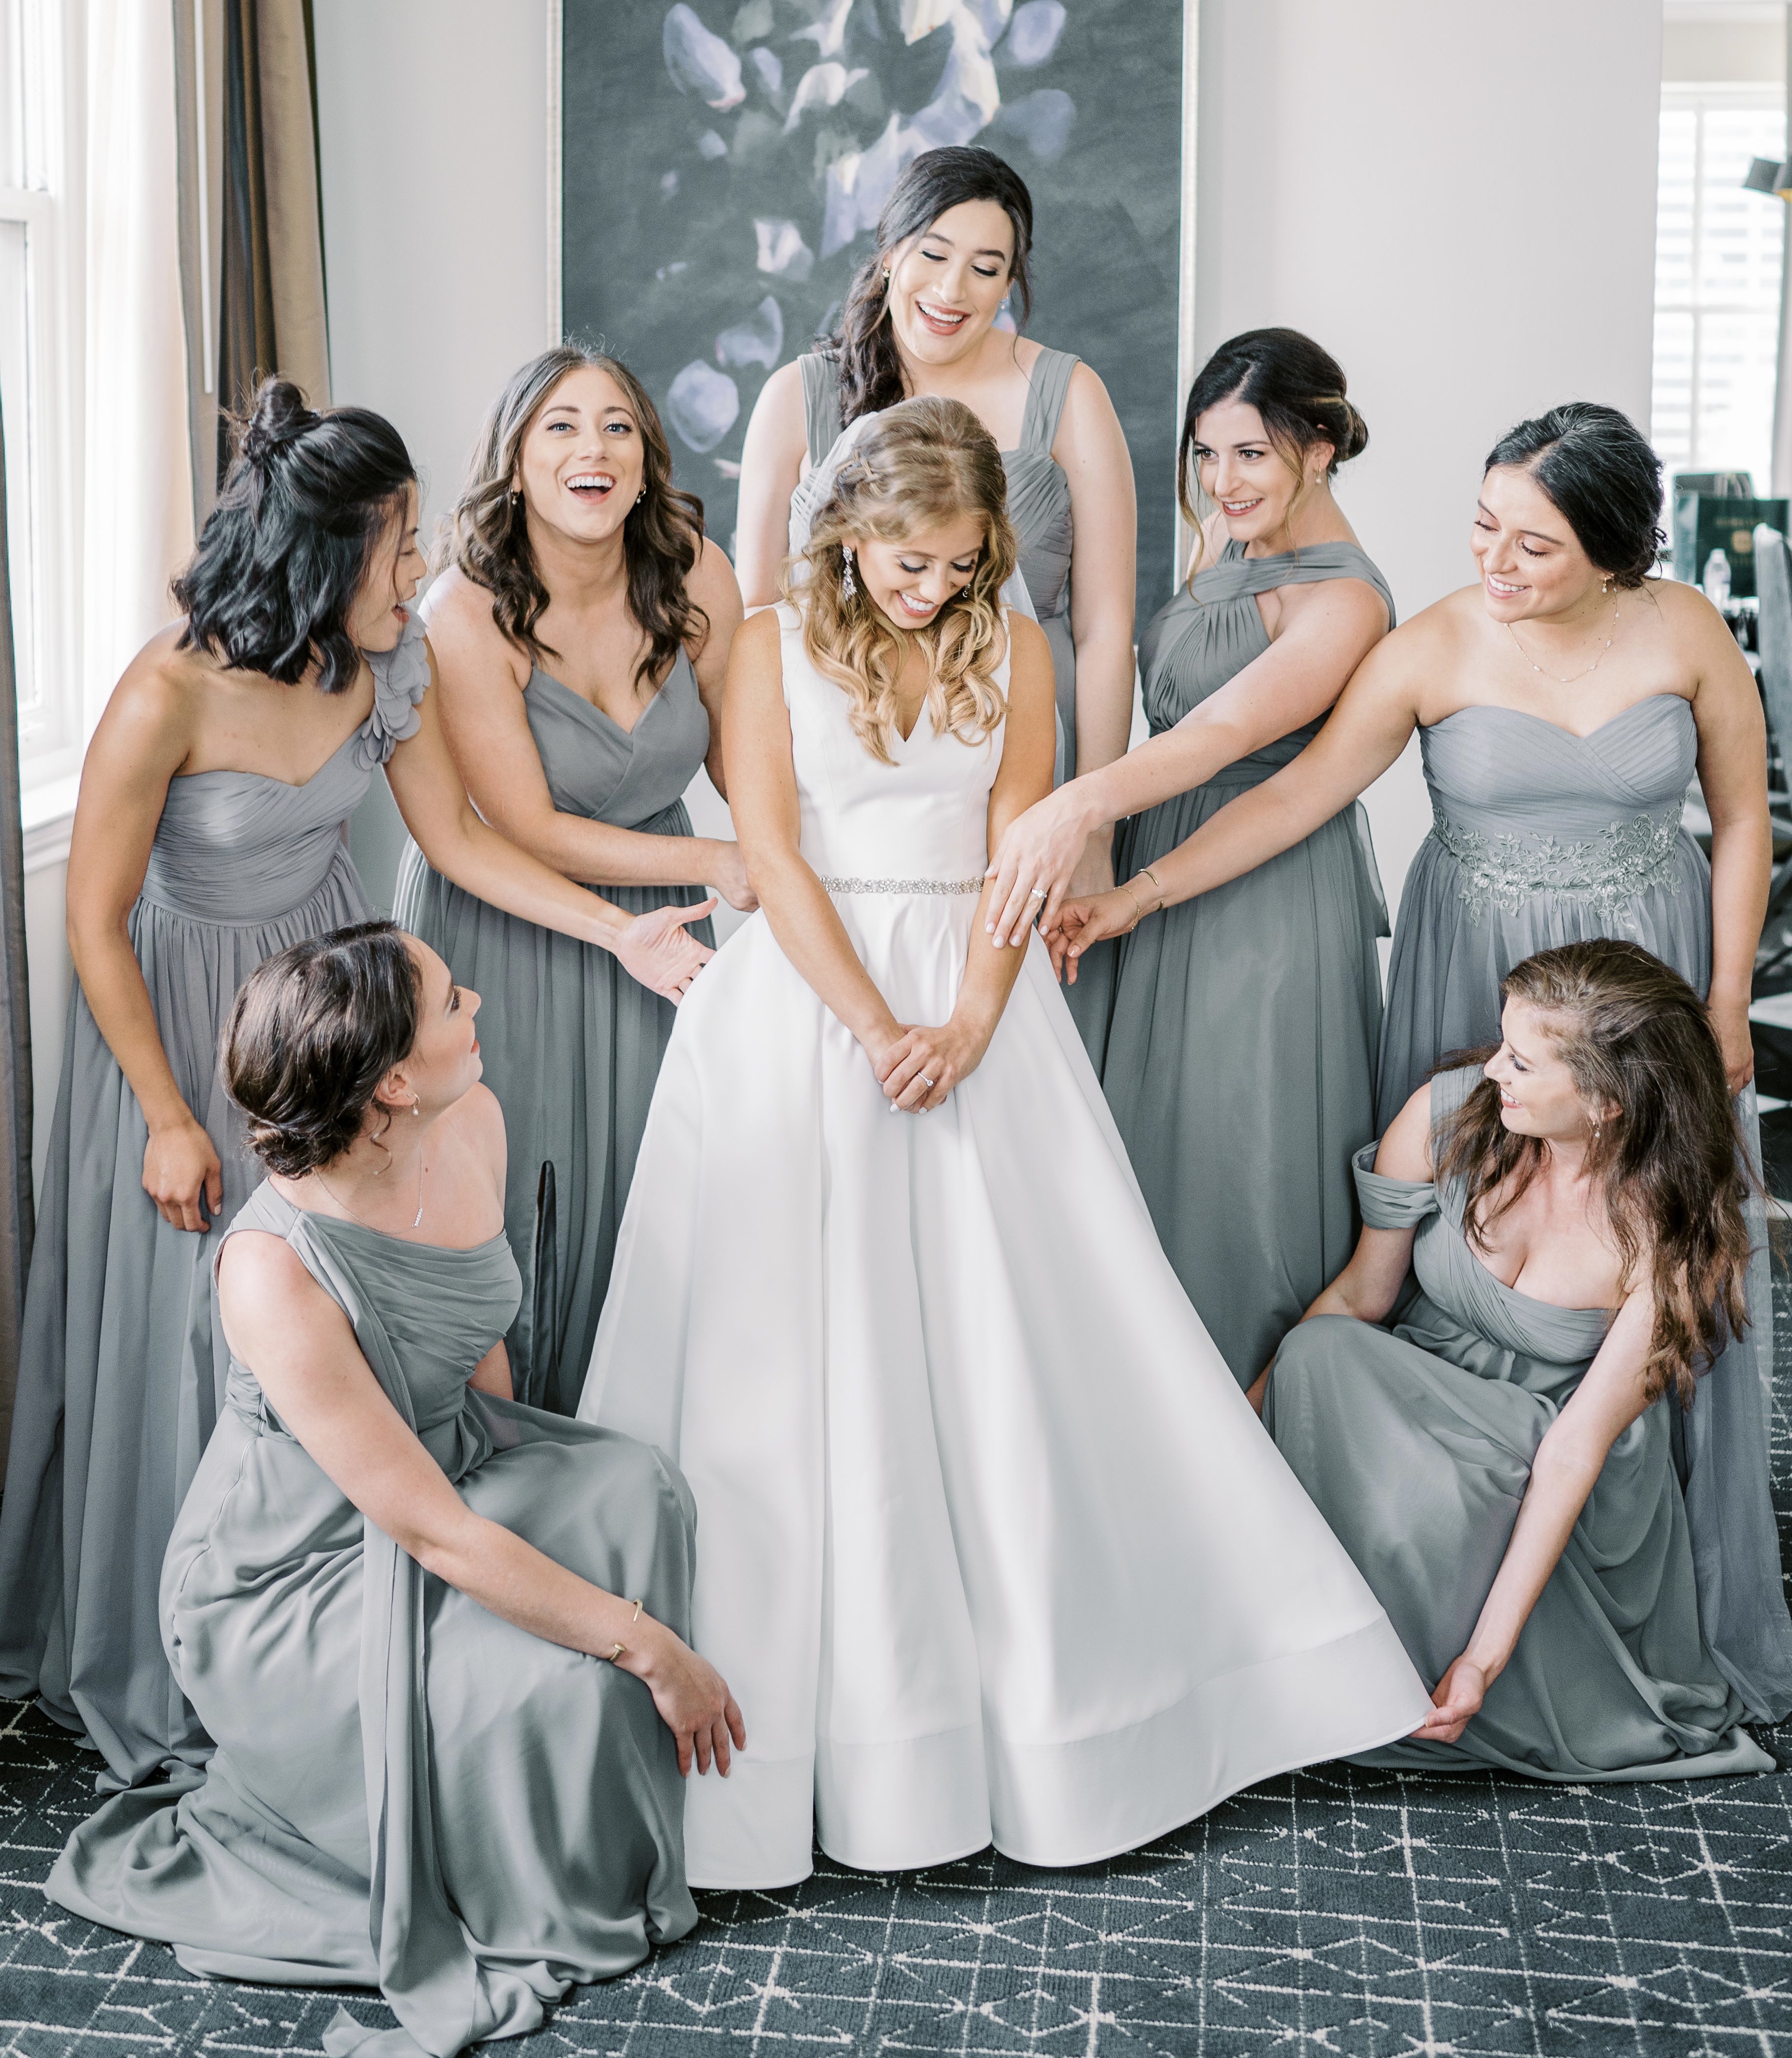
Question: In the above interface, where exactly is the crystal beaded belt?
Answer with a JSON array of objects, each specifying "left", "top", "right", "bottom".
[
  {"left": 820, "top": 874, "right": 985, "bottom": 896},
  {"left": 1430, "top": 804, "right": 1682, "bottom": 921}
]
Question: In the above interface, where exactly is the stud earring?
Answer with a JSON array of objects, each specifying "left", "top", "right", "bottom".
[
  {"left": 881, "top": 267, "right": 891, "bottom": 285},
  {"left": 841, "top": 546, "right": 857, "bottom": 599}
]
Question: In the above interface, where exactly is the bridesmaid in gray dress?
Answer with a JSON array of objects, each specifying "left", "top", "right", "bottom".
[
  {"left": 49, "top": 926, "right": 742, "bottom": 2058},
  {"left": 1053, "top": 401, "right": 1792, "bottom": 1722},
  {"left": 994, "top": 332, "right": 1394, "bottom": 1381},
  {"left": 0, "top": 383, "right": 712, "bottom": 1792},
  {"left": 394, "top": 349, "right": 748, "bottom": 1415},
  {"left": 736, "top": 146, "right": 1137, "bottom": 1050},
  {"left": 1260, "top": 944, "right": 1774, "bottom": 1778}
]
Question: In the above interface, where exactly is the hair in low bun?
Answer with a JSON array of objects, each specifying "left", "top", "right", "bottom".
[
  {"left": 1483, "top": 403, "right": 1664, "bottom": 589},
  {"left": 224, "top": 922, "right": 422, "bottom": 1179},
  {"left": 1176, "top": 328, "right": 1368, "bottom": 579},
  {"left": 173, "top": 375, "right": 417, "bottom": 693}
]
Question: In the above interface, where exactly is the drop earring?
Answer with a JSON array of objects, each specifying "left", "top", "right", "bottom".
[
  {"left": 635, "top": 488, "right": 646, "bottom": 505},
  {"left": 841, "top": 546, "right": 857, "bottom": 599}
]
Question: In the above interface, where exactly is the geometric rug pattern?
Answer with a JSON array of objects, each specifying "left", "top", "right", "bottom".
[{"left": 4, "top": 1295, "right": 1791, "bottom": 2057}]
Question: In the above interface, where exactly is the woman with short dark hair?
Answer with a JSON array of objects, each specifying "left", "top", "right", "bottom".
[
  {"left": 1259, "top": 940, "right": 1775, "bottom": 1778},
  {"left": 0, "top": 379, "right": 713, "bottom": 1790},
  {"left": 46, "top": 921, "right": 741, "bottom": 2056}
]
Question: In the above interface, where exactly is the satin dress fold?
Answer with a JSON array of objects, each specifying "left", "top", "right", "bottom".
[
  {"left": 1266, "top": 1065, "right": 1773, "bottom": 1782},
  {"left": 1090, "top": 539, "right": 1394, "bottom": 1384},
  {"left": 1376, "top": 692, "right": 1792, "bottom": 1724},
  {"left": 579, "top": 602, "right": 1432, "bottom": 1891},
  {"left": 393, "top": 650, "right": 714, "bottom": 1416},
  {"left": 47, "top": 1182, "right": 697, "bottom": 2058},
  {"left": 0, "top": 620, "right": 431, "bottom": 1788}
]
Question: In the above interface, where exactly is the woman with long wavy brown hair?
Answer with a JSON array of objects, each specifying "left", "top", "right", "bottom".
[
  {"left": 1258, "top": 938, "right": 1788, "bottom": 1777},
  {"left": 393, "top": 345, "right": 749, "bottom": 1415},
  {"left": 577, "top": 396, "right": 1431, "bottom": 1892}
]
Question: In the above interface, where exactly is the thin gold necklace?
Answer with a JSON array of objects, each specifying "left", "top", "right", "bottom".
[
  {"left": 1505, "top": 598, "right": 1620, "bottom": 686},
  {"left": 314, "top": 1136, "right": 427, "bottom": 1233}
]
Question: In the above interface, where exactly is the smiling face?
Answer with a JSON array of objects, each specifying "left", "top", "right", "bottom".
[
  {"left": 345, "top": 484, "right": 425, "bottom": 653},
  {"left": 383, "top": 938, "right": 484, "bottom": 1121},
  {"left": 1188, "top": 396, "right": 1331, "bottom": 549},
  {"left": 514, "top": 365, "right": 645, "bottom": 547},
  {"left": 848, "top": 514, "right": 987, "bottom": 631},
  {"left": 1484, "top": 997, "right": 1613, "bottom": 1144},
  {"left": 884, "top": 199, "right": 1017, "bottom": 370},
  {"left": 1471, "top": 464, "right": 1606, "bottom": 622}
]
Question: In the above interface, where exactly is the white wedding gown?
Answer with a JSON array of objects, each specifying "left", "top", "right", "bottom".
[{"left": 580, "top": 604, "right": 1431, "bottom": 1889}]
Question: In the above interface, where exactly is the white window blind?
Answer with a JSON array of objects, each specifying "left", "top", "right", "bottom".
[{"left": 1653, "top": 83, "right": 1787, "bottom": 491}]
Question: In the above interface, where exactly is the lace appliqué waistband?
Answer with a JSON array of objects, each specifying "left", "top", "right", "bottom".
[
  {"left": 1430, "top": 806, "right": 1682, "bottom": 921},
  {"left": 820, "top": 874, "right": 986, "bottom": 896}
]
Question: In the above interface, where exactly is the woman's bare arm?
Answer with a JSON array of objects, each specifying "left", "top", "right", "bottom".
[
  {"left": 734, "top": 363, "right": 812, "bottom": 611},
  {"left": 385, "top": 649, "right": 714, "bottom": 1001},
  {"left": 1416, "top": 1286, "right": 1658, "bottom": 1740},
  {"left": 687, "top": 537, "right": 747, "bottom": 796},
  {"left": 64, "top": 635, "right": 224, "bottom": 1231},
  {"left": 1057, "top": 364, "right": 1138, "bottom": 779}
]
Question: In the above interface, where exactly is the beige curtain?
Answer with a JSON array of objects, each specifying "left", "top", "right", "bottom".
[{"left": 173, "top": 0, "right": 330, "bottom": 513}]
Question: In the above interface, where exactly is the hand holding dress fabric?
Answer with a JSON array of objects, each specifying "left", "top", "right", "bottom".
[
  {"left": 143, "top": 1117, "right": 225, "bottom": 1232},
  {"left": 613, "top": 898, "right": 716, "bottom": 1000}
]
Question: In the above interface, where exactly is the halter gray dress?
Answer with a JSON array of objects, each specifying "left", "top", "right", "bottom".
[
  {"left": 1093, "top": 540, "right": 1394, "bottom": 1385},
  {"left": 392, "top": 651, "right": 714, "bottom": 1417},
  {"left": 1265, "top": 1066, "right": 1774, "bottom": 1780},
  {"left": 47, "top": 1182, "right": 697, "bottom": 2058},
  {"left": 1376, "top": 692, "right": 1792, "bottom": 1724},
  {"left": 0, "top": 618, "right": 431, "bottom": 1790}
]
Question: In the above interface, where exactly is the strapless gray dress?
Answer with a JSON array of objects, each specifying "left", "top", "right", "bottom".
[
  {"left": 0, "top": 618, "right": 431, "bottom": 1789},
  {"left": 1265, "top": 1066, "right": 1773, "bottom": 1781},
  {"left": 1092, "top": 540, "right": 1394, "bottom": 1384},
  {"left": 47, "top": 1182, "right": 697, "bottom": 2058},
  {"left": 392, "top": 652, "right": 714, "bottom": 1417},
  {"left": 1377, "top": 691, "right": 1792, "bottom": 1724}
]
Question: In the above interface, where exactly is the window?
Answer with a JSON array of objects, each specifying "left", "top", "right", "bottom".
[
  {"left": 0, "top": 0, "right": 78, "bottom": 801},
  {"left": 1653, "top": 83, "right": 1787, "bottom": 489}
]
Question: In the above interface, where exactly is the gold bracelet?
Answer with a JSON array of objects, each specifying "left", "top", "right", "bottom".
[
  {"left": 1138, "top": 864, "right": 1163, "bottom": 896},
  {"left": 1117, "top": 882, "right": 1147, "bottom": 933},
  {"left": 630, "top": 1598, "right": 644, "bottom": 1623},
  {"left": 606, "top": 1642, "right": 626, "bottom": 1663}
]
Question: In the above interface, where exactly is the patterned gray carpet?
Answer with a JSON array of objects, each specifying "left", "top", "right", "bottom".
[{"left": 3, "top": 1309, "right": 1789, "bottom": 2057}]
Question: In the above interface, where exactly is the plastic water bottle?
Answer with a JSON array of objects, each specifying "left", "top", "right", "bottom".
[{"left": 1704, "top": 548, "right": 1732, "bottom": 607}]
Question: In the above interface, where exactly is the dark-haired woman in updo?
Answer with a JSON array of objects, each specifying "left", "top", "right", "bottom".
[
  {"left": 392, "top": 347, "right": 746, "bottom": 1415},
  {"left": 0, "top": 380, "right": 713, "bottom": 1791},
  {"left": 1047, "top": 401, "right": 1792, "bottom": 1723},
  {"left": 735, "top": 143, "right": 1138, "bottom": 1045},
  {"left": 47, "top": 923, "right": 742, "bottom": 2056},
  {"left": 1261, "top": 941, "right": 1773, "bottom": 1781},
  {"left": 983, "top": 331, "right": 1394, "bottom": 1388}
]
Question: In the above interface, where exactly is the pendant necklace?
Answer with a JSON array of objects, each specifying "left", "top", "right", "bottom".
[
  {"left": 314, "top": 1121, "right": 427, "bottom": 1233},
  {"left": 1505, "top": 596, "right": 1620, "bottom": 686}
]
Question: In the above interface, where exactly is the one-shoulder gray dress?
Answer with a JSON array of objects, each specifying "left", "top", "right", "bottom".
[
  {"left": 1375, "top": 692, "right": 1792, "bottom": 1725},
  {"left": 0, "top": 620, "right": 431, "bottom": 1789},
  {"left": 1265, "top": 1066, "right": 1774, "bottom": 1781},
  {"left": 47, "top": 1181, "right": 697, "bottom": 2058},
  {"left": 392, "top": 652, "right": 714, "bottom": 1417},
  {"left": 1092, "top": 539, "right": 1394, "bottom": 1384}
]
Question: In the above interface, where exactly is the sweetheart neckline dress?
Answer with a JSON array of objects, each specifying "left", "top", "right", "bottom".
[
  {"left": 578, "top": 600, "right": 1432, "bottom": 1890},
  {"left": 44, "top": 1180, "right": 697, "bottom": 2058},
  {"left": 1091, "top": 537, "right": 1395, "bottom": 1383},
  {"left": 1376, "top": 687, "right": 1792, "bottom": 1724},
  {"left": 393, "top": 643, "right": 714, "bottom": 1416},
  {"left": 1266, "top": 1066, "right": 1773, "bottom": 1781},
  {"left": 0, "top": 618, "right": 431, "bottom": 1788}
]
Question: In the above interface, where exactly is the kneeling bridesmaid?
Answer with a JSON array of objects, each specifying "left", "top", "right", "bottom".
[
  {"left": 1261, "top": 939, "right": 1781, "bottom": 1778},
  {"left": 47, "top": 924, "right": 743, "bottom": 2058}
]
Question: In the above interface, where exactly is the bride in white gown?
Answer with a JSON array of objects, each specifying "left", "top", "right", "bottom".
[{"left": 580, "top": 397, "right": 1431, "bottom": 1890}]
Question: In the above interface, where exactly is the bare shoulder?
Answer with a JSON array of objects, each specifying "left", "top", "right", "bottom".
[
  {"left": 1061, "top": 356, "right": 1117, "bottom": 418},
  {"left": 216, "top": 1225, "right": 332, "bottom": 1323},
  {"left": 689, "top": 535, "right": 744, "bottom": 617},
  {"left": 748, "top": 358, "right": 809, "bottom": 439},
  {"left": 420, "top": 567, "right": 526, "bottom": 688},
  {"left": 1374, "top": 1082, "right": 1436, "bottom": 1181},
  {"left": 1643, "top": 573, "right": 1738, "bottom": 658},
  {"left": 734, "top": 604, "right": 787, "bottom": 661},
  {"left": 455, "top": 1080, "right": 507, "bottom": 1161},
  {"left": 1005, "top": 608, "right": 1050, "bottom": 672},
  {"left": 91, "top": 625, "right": 208, "bottom": 757}
]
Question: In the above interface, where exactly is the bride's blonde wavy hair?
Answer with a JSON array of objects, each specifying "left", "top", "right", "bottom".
[{"left": 781, "top": 396, "right": 1018, "bottom": 765}]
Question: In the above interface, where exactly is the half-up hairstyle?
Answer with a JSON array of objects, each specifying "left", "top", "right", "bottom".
[
  {"left": 173, "top": 378, "right": 417, "bottom": 692},
  {"left": 827, "top": 146, "right": 1034, "bottom": 424},
  {"left": 1484, "top": 402, "right": 1664, "bottom": 589},
  {"left": 224, "top": 922, "right": 423, "bottom": 1178},
  {"left": 1177, "top": 328, "right": 1368, "bottom": 583},
  {"left": 1434, "top": 939, "right": 1753, "bottom": 1404},
  {"left": 444, "top": 345, "right": 708, "bottom": 695},
  {"left": 782, "top": 396, "right": 1017, "bottom": 765}
]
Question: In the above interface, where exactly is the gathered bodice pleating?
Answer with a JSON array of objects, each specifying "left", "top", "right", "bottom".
[
  {"left": 140, "top": 617, "right": 431, "bottom": 925},
  {"left": 524, "top": 650, "right": 709, "bottom": 831},
  {"left": 1419, "top": 695, "right": 1698, "bottom": 919},
  {"left": 1138, "top": 539, "right": 1396, "bottom": 789}
]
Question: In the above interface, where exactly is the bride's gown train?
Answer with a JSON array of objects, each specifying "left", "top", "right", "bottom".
[{"left": 580, "top": 605, "right": 1431, "bottom": 1889}]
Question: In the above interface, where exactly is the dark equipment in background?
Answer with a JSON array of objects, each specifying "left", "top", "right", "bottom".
[{"left": 1671, "top": 473, "right": 1789, "bottom": 599}]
